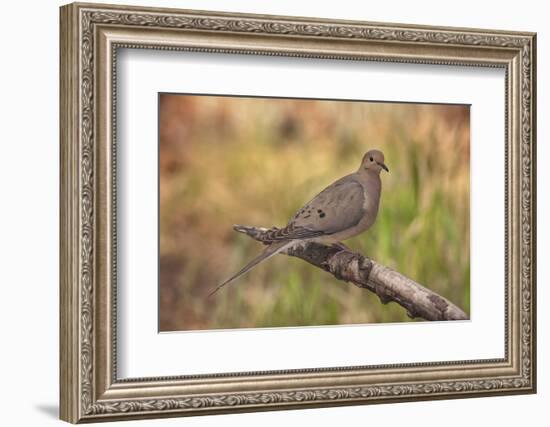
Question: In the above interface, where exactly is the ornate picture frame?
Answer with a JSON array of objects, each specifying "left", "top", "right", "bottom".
[{"left": 60, "top": 2, "right": 536, "bottom": 423}]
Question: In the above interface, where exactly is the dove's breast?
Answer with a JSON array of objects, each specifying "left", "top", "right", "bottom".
[{"left": 358, "top": 187, "right": 380, "bottom": 230}]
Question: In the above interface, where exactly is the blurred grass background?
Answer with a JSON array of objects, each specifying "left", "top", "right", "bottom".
[{"left": 159, "top": 94, "right": 470, "bottom": 331}]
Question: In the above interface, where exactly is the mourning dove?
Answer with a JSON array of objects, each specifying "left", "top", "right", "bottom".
[{"left": 208, "top": 149, "right": 389, "bottom": 297}]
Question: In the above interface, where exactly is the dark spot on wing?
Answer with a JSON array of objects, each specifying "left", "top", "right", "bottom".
[{"left": 320, "top": 212, "right": 326, "bottom": 218}]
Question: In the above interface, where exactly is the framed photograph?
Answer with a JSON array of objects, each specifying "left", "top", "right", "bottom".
[{"left": 60, "top": 2, "right": 536, "bottom": 423}]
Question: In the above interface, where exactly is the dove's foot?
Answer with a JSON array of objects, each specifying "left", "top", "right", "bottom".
[{"left": 331, "top": 242, "right": 351, "bottom": 252}]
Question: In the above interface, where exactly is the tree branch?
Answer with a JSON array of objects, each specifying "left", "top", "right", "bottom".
[{"left": 234, "top": 225, "right": 468, "bottom": 321}]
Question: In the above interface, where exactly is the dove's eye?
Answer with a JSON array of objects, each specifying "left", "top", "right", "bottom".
[{"left": 369, "top": 156, "right": 374, "bottom": 162}]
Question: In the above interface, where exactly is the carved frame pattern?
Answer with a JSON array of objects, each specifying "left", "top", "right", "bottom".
[{"left": 60, "top": 2, "right": 536, "bottom": 423}]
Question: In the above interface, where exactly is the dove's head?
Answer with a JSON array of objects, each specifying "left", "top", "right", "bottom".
[{"left": 360, "top": 149, "right": 389, "bottom": 174}]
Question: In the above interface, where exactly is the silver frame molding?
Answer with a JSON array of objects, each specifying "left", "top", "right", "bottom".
[{"left": 60, "top": 2, "right": 536, "bottom": 423}]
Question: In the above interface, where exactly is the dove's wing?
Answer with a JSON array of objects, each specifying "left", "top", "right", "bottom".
[{"left": 271, "top": 175, "right": 366, "bottom": 241}]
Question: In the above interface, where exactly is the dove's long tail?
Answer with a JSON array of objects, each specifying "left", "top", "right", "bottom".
[{"left": 208, "top": 240, "right": 293, "bottom": 297}]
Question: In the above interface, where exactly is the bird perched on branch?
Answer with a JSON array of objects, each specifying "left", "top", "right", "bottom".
[{"left": 208, "top": 149, "right": 389, "bottom": 297}]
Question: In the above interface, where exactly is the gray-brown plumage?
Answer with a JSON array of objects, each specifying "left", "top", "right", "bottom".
[{"left": 208, "top": 149, "right": 389, "bottom": 297}]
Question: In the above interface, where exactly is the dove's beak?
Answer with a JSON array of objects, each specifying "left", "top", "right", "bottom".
[{"left": 377, "top": 161, "right": 389, "bottom": 173}]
